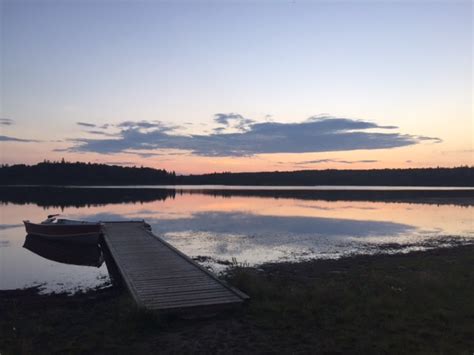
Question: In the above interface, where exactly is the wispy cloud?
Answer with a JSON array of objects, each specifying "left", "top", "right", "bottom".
[
  {"left": 416, "top": 135, "right": 442, "bottom": 144},
  {"left": 122, "top": 150, "right": 189, "bottom": 158},
  {"left": 77, "top": 122, "right": 96, "bottom": 128},
  {"left": 76, "top": 121, "right": 118, "bottom": 137},
  {"left": 0, "top": 118, "right": 13, "bottom": 126},
  {"left": 63, "top": 115, "right": 441, "bottom": 157},
  {"left": 213, "top": 113, "right": 255, "bottom": 133},
  {"left": 440, "top": 149, "right": 473, "bottom": 155},
  {"left": 294, "top": 159, "right": 379, "bottom": 165},
  {"left": 0, "top": 135, "right": 38, "bottom": 142},
  {"left": 85, "top": 130, "right": 119, "bottom": 137},
  {"left": 117, "top": 120, "right": 181, "bottom": 132},
  {"left": 122, "top": 150, "right": 167, "bottom": 158},
  {"left": 103, "top": 161, "right": 136, "bottom": 166},
  {"left": 354, "top": 159, "right": 379, "bottom": 163}
]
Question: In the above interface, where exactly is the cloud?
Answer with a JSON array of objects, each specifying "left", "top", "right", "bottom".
[
  {"left": 294, "top": 159, "right": 336, "bottom": 164},
  {"left": 356, "top": 160, "right": 379, "bottom": 163},
  {"left": 417, "top": 135, "right": 442, "bottom": 144},
  {"left": 295, "top": 159, "right": 378, "bottom": 165},
  {"left": 103, "top": 161, "right": 136, "bottom": 166},
  {"left": 77, "top": 122, "right": 96, "bottom": 128},
  {"left": 214, "top": 113, "right": 244, "bottom": 125},
  {"left": 123, "top": 150, "right": 188, "bottom": 158},
  {"left": 123, "top": 150, "right": 167, "bottom": 158},
  {"left": 440, "top": 149, "right": 473, "bottom": 155},
  {"left": 117, "top": 120, "right": 181, "bottom": 132},
  {"left": 0, "top": 135, "right": 38, "bottom": 142},
  {"left": 63, "top": 116, "right": 441, "bottom": 157},
  {"left": 85, "top": 130, "right": 119, "bottom": 137},
  {"left": 76, "top": 121, "right": 118, "bottom": 137},
  {"left": 0, "top": 118, "right": 13, "bottom": 126},
  {"left": 213, "top": 113, "right": 255, "bottom": 132}
]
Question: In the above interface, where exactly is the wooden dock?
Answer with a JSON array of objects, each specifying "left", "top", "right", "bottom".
[{"left": 102, "top": 222, "right": 248, "bottom": 311}]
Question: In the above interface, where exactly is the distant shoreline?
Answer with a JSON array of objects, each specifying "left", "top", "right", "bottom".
[{"left": 1, "top": 162, "right": 473, "bottom": 186}]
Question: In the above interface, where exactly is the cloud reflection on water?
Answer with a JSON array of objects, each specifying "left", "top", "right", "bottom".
[
  {"left": 65, "top": 193, "right": 473, "bottom": 271},
  {"left": 150, "top": 211, "right": 416, "bottom": 267},
  {"left": 78, "top": 210, "right": 416, "bottom": 268},
  {"left": 0, "top": 224, "right": 23, "bottom": 230},
  {"left": 3, "top": 192, "right": 473, "bottom": 291},
  {"left": 150, "top": 211, "right": 413, "bottom": 239}
]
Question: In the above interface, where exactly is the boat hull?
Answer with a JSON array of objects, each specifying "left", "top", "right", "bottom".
[{"left": 23, "top": 221, "right": 102, "bottom": 245}]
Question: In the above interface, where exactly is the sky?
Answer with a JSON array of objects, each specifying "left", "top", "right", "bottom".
[{"left": 0, "top": 0, "right": 472, "bottom": 174}]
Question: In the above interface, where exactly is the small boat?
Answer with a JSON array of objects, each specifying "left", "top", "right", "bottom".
[
  {"left": 23, "top": 215, "right": 102, "bottom": 245},
  {"left": 23, "top": 234, "right": 105, "bottom": 267}
]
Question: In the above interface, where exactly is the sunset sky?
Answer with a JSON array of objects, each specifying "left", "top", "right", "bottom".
[{"left": 1, "top": 0, "right": 472, "bottom": 174}]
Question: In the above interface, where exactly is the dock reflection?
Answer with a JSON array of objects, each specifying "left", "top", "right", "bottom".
[{"left": 23, "top": 234, "right": 104, "bottom": 268}]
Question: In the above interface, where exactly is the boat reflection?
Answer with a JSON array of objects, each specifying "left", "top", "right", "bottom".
[{"left": 23, "top": 234, "right": 104, "bottom": 267}]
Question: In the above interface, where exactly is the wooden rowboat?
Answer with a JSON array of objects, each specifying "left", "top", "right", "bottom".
[{"left": 23, "top": 215, "right": 102, "bottom": 245}]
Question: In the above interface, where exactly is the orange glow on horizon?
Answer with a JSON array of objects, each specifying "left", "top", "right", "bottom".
[{"left": 1, "top": 140, "right": 472, "bottom": 174}]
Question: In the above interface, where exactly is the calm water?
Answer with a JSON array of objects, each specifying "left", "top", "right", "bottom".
[{"left": 1, "top": 186, "right": 473, "bottom": 293}]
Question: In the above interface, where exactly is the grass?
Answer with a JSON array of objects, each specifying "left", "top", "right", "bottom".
[
  {"left": 227, "top": 245, "right": 474, "bottom": 353},
  {"left": 1, "top": 244, "right": 473, "bottom": 354}
]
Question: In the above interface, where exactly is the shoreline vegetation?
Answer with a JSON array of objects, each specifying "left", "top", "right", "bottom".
[
  {"left": 1, "top": 244, "right": 473, "bottom": 354},
  {"left": 0, "top": 161, "right": 473, "bottom": 186}
]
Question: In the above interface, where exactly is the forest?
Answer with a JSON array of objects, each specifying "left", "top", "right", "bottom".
[
  {"left": 0, "top": 161, "right": 472, "bottom": 186},
  {"left": 0, "top": 161, "right": 176, "bottom": 185}
]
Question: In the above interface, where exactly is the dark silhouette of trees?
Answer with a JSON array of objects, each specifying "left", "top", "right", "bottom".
[
  {"left": 0, "top": 161, "right": 472, "bottom": 186},
  {"left": 178, "top": 167, "right": 473, "bottom": 187},
  {"left": 0, "top": 161, "right": 176, "bottom": 185}
]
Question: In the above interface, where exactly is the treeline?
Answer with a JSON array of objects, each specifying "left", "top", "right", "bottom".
[
  {"left": 0, "top": 162, "right": 472, "bottom": 186},
  {"left": 0, "top": 161, "right": 176, "bottom": 185},
  {"left": 180, "top": 167, "right": 473, "bottom": 186}
]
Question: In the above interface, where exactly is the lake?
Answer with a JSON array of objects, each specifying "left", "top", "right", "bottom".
[{"left": 1, "top": 186, "right": 473, "bottom": 293}]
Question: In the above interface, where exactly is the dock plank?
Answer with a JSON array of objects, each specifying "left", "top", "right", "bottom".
[{"left": 102, "top": 222, "right": 248, "bottom": 311}]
